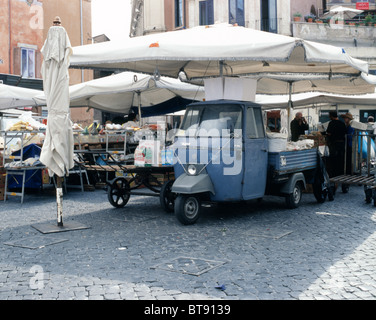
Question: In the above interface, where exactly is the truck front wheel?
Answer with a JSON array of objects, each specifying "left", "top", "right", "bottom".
[
  {"left": 175, "top": 195, "right": 201, "bottom": 225},
  {"left": 285, "top": 181, "right": 303, "bottom": 209}
]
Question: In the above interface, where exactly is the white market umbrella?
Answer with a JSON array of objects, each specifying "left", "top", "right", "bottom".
[
  {"left": 39, "top": 25, "right": 74, "bottom": 227},
  {"left": 70, "top": 23, "right": 373, "bottom": 137},
  {"left": 34, "top": 71, "right": 205, "bottom": 120},
  {"left": 325, "top": 6, "right": 363, "bottom": 20},
  {"left": 0, "top": 84, "right": 41, "bottom": 110},
  {"left": 70, "top": 23, "right": 369, "bottom": 80},
  {"left": 65, "top": 71, "right": 203, "bottom": 114}
]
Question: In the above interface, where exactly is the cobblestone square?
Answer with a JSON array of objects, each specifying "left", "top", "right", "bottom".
[{"left": 1, "top": 184, "right": 376, "bottom": 300}]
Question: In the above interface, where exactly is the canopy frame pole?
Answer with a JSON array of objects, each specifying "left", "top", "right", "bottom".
[{"left": 219, "top": 60, "right": 225, "bottom": 89}]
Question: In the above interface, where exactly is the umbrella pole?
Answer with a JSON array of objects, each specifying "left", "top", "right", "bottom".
[
  {"left": 137, "top": 91, "right": 142, "bottom": 126},
  {"left": 56, "top": 176, "right": 63, "bottom": 227},
  {"left": 287, "top": 81, "right": 293, "bottom": 140}
]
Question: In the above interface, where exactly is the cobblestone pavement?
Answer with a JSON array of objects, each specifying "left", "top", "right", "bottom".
[{"left": 1, "top": 184, "right": 376, "bottom": 300}]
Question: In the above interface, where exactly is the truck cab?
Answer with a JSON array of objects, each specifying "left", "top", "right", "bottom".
[{"left": 171, "top": 100, "right": 323, "bottom": 225}]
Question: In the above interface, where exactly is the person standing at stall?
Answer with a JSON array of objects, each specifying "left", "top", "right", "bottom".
[
  {"left": 341, "top": 112, "right": 355, "bottom": 175},
  {"left": 326, "top": 111, "right": 347, "bottom": 177},
  {"left": 290, "top": 112, "right": 309, "bottom": 142}
]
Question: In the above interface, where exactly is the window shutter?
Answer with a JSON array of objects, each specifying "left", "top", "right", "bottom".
[
  {"left": 35, "top": 50, "right": 42, "bottom": 79},
  {"left": 13, "top": 47, "right": 21, "bottom": 75},
  {"left": 207, "top": 0, "right": 214, "bottom": 25}
]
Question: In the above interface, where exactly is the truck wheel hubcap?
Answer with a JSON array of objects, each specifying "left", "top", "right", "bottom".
[
  {"left": 184, "top": 197, "right": 199, "bottom": 218},
  {"left": 293, "top": 186, "right": 301, "bottom": 203}
]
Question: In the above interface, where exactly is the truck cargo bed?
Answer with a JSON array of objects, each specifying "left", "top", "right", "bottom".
[{"left": 268, "top": 148, "right": 318, "bottom": 175}]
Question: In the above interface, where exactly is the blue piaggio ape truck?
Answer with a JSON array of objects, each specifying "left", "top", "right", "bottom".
[{"left": 170, "top": 100, "right": 331, "bottom": 225}]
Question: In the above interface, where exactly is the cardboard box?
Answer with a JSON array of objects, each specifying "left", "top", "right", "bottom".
[
  {"left": 204, "top": 77, "right": 257, "bottom": 102},
  {"left": 135, "top": 140, "right": 161, "bottom": 167}
]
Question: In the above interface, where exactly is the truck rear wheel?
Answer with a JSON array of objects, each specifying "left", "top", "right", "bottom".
[
  {"left": 313, "top": 179, "right": 327, "bottom": 204},
  {"left": 285, "top": 181, "right": 302, "bottom": 209},
  {"left": 160, "top": 180, "right": 176, "bottom": 213},
  {"left": 175, "top": 195, "right": 201, "bottom": 225}
]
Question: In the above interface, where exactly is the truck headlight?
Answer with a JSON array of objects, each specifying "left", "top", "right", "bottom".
[{"left": 187, "top": 164, "right": 197, "bottom": 176}]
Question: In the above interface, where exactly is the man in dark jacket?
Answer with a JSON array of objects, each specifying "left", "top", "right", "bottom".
[
  {"left": 290, "top": 112, "right": 309, "bottom": 142},
  {"left": 326, "top": 111, "right": 347, "bottom": 177}
]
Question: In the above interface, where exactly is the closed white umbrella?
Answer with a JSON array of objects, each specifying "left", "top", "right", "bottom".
[{"left": 39, "top": 17, "right": 74, "bottom": 227}]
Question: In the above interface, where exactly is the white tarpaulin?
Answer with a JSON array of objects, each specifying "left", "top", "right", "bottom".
[
  {"left": 70, "top": 23, "right": 369, "bottom": 80},
  {"left": 40, "top": 26, "right": 74, "bottom": 178},
  {"left": 0, "top": 84, "right": 41, "bottom": 110},
  {"left": 253, "top": 74, "right": 376, "bottom": 95},
  {"left": 257, "top": 92, "right": 376, "bottom": 109},
  {"left": 35, "top": 71, "right": 205, "bottom": 114}
]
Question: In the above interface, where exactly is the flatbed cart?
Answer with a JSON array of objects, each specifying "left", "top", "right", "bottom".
[
  {"left": 74, "top": 150, "right": 176, "bottom": 212},
  {"left": 329, "top": 131, "right": 376, "bottom": 205}
]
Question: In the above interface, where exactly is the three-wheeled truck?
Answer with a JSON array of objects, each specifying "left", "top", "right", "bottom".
[{"left": 171, "top": 100, "right": 331, "bottom": 225}]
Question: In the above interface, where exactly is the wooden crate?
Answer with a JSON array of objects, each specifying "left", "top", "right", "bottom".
[
  {"left": 0, "top": 187, "right": 5, "bottom": 201},
  {"left": 0, "top": 169, "right": 5, "bottom": 188}
]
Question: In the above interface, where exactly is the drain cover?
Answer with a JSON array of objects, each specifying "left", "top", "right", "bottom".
[{"left": 152, "top": 257, "right": 227, "bottom": 276}]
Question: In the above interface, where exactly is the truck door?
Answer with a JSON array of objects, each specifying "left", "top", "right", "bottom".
[{"left": 242, "top": 106, "right": 268, "bottom": 200}]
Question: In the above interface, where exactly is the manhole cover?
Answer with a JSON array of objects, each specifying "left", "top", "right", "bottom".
[
  {"left": 4, "top": 235, "right": 68, "bottom": 250},
  {"left": 152, "top": 257, "right": 227, "bottom": 276}
]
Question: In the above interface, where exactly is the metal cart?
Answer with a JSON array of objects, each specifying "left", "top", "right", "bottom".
[
  {"left": 329, "top": 131, "right": 376, "bottom": 205},
  {"left": 75, "top": 150, "right": 176, "bottom": 212}
]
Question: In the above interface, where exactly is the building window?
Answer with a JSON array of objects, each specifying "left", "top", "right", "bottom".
[
  {"left": 199, "top": 0, "right": 214, "bottom": 25},
  {"left": 229, "top": 0, "right": 245, "bottom": 26},
  {"left": 261, "top": 0, "right": 277, "bottom": 33},
  {"left": 175, "top": 0, "right": 184, "bottom": 28},
  {"left": 21, "top": 48, "right": 35, "bottom": 79}
]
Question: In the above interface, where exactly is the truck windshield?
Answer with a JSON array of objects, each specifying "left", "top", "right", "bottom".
[{"left": 179, "top": 104, "right": 242, "bottom": 137}]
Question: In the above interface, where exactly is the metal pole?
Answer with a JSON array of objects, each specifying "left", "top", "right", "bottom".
[
  {"left": 56, "top": 176, "right": 63, "bottom": 227},
  {"left": 80, "top": 0, "right": 84, "bottom": 83},
  {"left": 344, "top": 133, "right": 347, "bottom": 175},
  {"left": 367, "top": 134, "right": 371, "bottom": 177},
  {"left": 137, "top": 91, "right": 142, "bottom": 126},
  {"left": 287, "top": 81, "right": 293, "bottom": 140},
  {"left": 8, "top": 0, "right": 12, "bottom": 74}
]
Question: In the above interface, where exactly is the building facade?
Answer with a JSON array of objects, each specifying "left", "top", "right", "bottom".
[
  {"left": 0, "top": 0, "right": 93, "bottom": 125},
  {"left": 130, "top": 0, "right": 323, "bottom": 37}
]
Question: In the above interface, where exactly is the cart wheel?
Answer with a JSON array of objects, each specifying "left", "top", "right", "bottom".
[
  {"left": 107, "top": 177, "right": 130, "bottom": 208},
  {"left": 285, "top": 181, "right": 302, "bottom": 209},
  {"left": 342, "top": 184, "right": 349, "bottom": 194},
  {"left": 175, "top": 195, "right": 201, "bottom": 225}
]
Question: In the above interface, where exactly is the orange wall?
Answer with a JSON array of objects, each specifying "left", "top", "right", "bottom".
[
  {"left": 0, "top": 0, "right": 44, "bottom": 77},
  {"left": 0, "top": 0, "right": 94, "bottom": 126}
]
